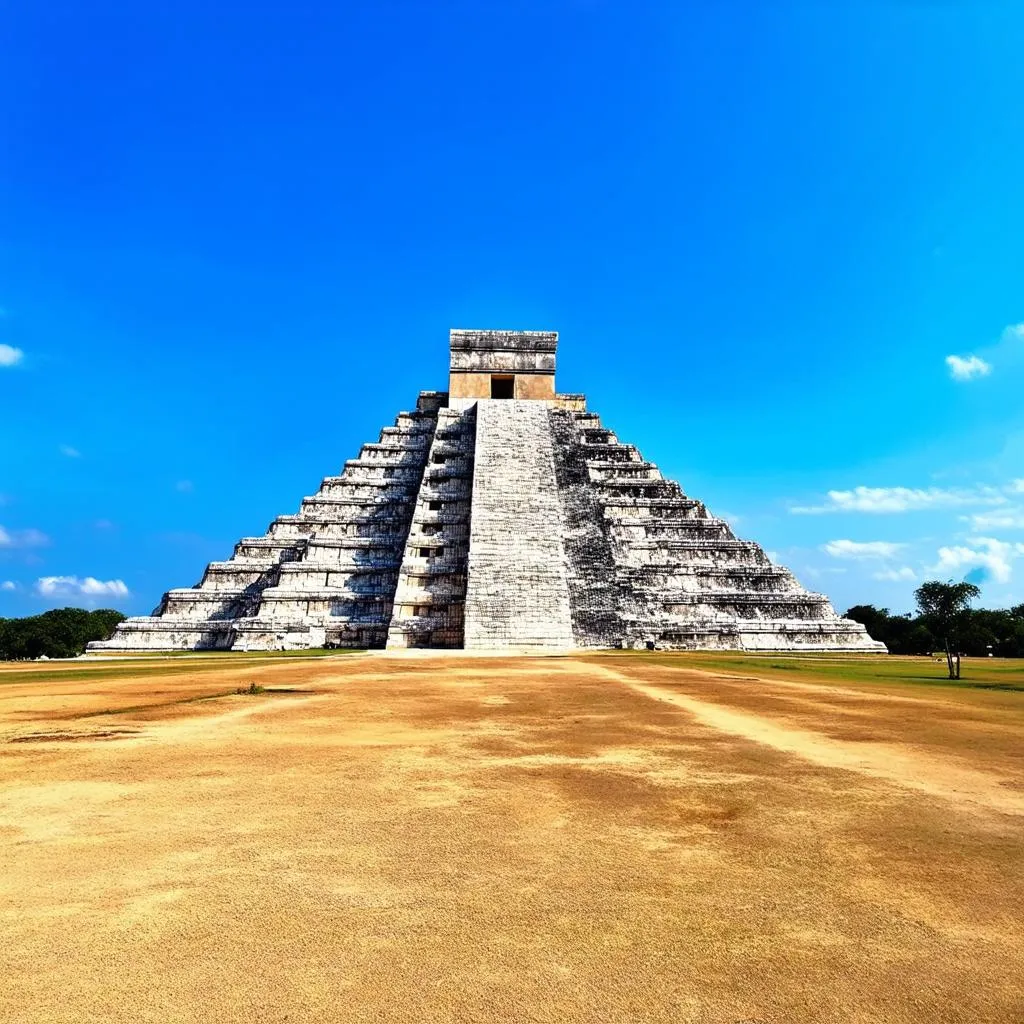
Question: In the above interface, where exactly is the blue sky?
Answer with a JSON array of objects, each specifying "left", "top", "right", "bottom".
[{"left": 2, "top": 2, "right": 1023, "bottom": 617}]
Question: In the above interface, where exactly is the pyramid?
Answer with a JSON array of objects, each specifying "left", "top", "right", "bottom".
[{"left": 90, "top": 330, "right": 884, "bottom": 653}]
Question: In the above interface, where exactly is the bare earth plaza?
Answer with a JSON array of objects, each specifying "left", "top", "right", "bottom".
[
  {"left": 1, "top": 651, "right": 1022, "bottom": 1022},
  {"left": 1, "top": 331, "right": 1022, "bottom": 1022}
]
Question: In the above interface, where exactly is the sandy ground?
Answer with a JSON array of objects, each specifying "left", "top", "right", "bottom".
[{"left": 1, "top": 653, "right": 1022, "bottom": 1023}]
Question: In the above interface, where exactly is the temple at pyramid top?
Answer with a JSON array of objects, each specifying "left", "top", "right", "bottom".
[
  {"left": 449, "top": 329, "right": 559, "bottom": 403},
  {"left": 90, "top": 326, "right": 884, "bottom": 654}
]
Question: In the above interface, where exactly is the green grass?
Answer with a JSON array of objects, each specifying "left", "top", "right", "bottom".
[
  {"left": 6, "top": 645, "right": 1021, "bottom": 696},
  {"left": 0, "top": 649, "right": 363, "bottom": 686},
  {"left": 84, "top": 647, "right": 356, "bottom": 659},
  {"left": 600, "top": 650, "right": 1024, "bottom": 692}
]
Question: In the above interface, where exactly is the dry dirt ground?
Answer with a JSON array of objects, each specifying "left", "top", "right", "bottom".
[{"left": 1, "top": 652, "right": 1022, "bottom": 1024}]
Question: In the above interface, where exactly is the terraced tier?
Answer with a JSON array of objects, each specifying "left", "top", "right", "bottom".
[
  {"left": 89, "top": 329, "right": 882, "bottom": 653},
  {"left": 91, "top": 395, "right": 440, "bottom": 651}
]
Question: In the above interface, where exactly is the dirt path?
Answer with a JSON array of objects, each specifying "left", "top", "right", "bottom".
[
  {"left": 595, "top": 663, "right": 1024, "bottom": 817},
  {"left": 674, "top": 666, "right": 964, "bottom": 705}
]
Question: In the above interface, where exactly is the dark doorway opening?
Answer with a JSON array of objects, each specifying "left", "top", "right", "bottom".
[{"left": 490, "top": 375, "right": 514, "bottom": 399}]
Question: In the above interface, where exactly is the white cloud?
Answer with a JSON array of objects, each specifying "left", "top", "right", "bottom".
[
  {"left": 823, "top": 539, "right": 905, "bottom": 560},
  {"left": 792, "top": 485, "right": 1007, "bottom": 515},
  {"left": 0, "top": 580, "right": 17, "bottom": 591},
  {"left": 34, "top": 576, "right": 129, "bottom": 599},
  {"left": 0, "top": 343, "right": 23, "bottom": 367},
  {"left": 946, "top": 354, "right": 991, "bottom": 381},
  {"left": 59, "top": 444, "right": 81, "bottom": 458},
  {"left": 932, "top": 537, "right": 1024, "bottom": 585},
  {"left": 962, "top": 507, "right": 1024, "bottom": 531},
  {"left": 1009, "top": 479, "right": 1024, "bottom": 494},
  {"left": 940, "top": 324, "right": 1022, "bottom": 384},
  {"left": 175, "top": 480, "right": 194, "bottom": 493},
  {"left": 80, "top": 577, "right": 129, "bottom": 596},
  {"left": 872, "top": 566, "right": 917, "bottom": 582},
  {"left": 0, "top": 525, "right": 50, "bottom": 548}
]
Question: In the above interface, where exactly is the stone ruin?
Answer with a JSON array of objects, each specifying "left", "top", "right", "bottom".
[{"left": 90, "top": 330, "right": 884, "bottom": 653}]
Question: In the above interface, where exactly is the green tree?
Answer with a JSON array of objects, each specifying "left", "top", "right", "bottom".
[
  {"left": 844, "top": 604, "right": 892, "bottom": 646},
  {"left": 0, "top": 608, "right": 125, "bottom": 660},
  {"left": 843, "top": 605, "right": 934, "bottom": 655},
  {"left": 903, "top": 623, "right": 938, "bottom": 656},
  {"left": 914, "top": 581, "right": 981, "bottom": 679}
]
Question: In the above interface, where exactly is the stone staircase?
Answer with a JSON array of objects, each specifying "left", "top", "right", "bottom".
[{"left": 463, "top": 401, "right": 575, "bottom": 649}]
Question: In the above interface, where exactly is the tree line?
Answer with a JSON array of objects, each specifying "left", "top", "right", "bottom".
[
  {"left": 0, "top": 608, "right": 126, "bottom": 660},
  {"left": 846, "top": 581, "right": 1024, "bottom": 664}
]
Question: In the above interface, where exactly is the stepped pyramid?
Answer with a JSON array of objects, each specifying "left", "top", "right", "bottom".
[{"left": 91, "top": 330, "right": 883, "bottom": 653}]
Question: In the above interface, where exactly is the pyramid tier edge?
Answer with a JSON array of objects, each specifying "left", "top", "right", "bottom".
[{"left": 89, "top": 393, "right": 886, "bottom": 654}]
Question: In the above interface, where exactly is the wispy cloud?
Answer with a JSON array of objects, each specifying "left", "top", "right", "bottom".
[
  {"left": 792, "top": 485, "right": 1007, "bottom": 515},
  {"left": 872, "top": 566, "right": 917, "bottom": 582},
  {"left": 822, "top": 539, "right": 905, "bottom": 560},
  {"left": 1002, "top": 322, "right": 1024, "bottom": 342},
  {"left": 0, "top": 343, "right": 24, "bottom": 368},
  {"left": 0, "top": 580, "right": 17, "bottom": 591},
  {"left": 945, "top": 354, "right": 991, "bottom": 381},
  {"left": 0, "top": 525, "right": 50, "bottom": 548},
  {"left": 961, "top": 507, "right": 1024, "bottom": 531},
  {"left": 932, "top": 537, "right": 1024, "bottom": 585},
  {"left": 59, "top": 444, "right": 81, "bottom": 458},
  {"left": 175, "top": 480, "right": 194, "bottom": 493},
  {"left": 34, "top": 576, "right": 129, "bottom": 599}
]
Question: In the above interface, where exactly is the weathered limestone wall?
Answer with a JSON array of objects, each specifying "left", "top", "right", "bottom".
[
  {"left": 387, "top": 406, "right": 476, "bottom": 648},
  {"left": 448, "top": 330, "right": 557, "bottom": 373},
  {"left": 448, "top": 329, "right": 557, "bottom": 402},
  {"left": 561, "top": 407, "right": 885, "bottom": 653},
  {"left": 448, "top": 373, "right": 493, "bottom": 401},
  {"left": 448, "top": 372, "right": 556, "bottom": 402},
  {"left": 553, "top": 393, "right": 587, "bottom": 411},
  {"left": 548, "top": 408, "right": 622, "bottom": 647},
  {"left": 514, "top": 374, "right": 555, "bottom": 400},
  {"left": 463, "top": 401, "right": 574, "bottom": 649}
]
